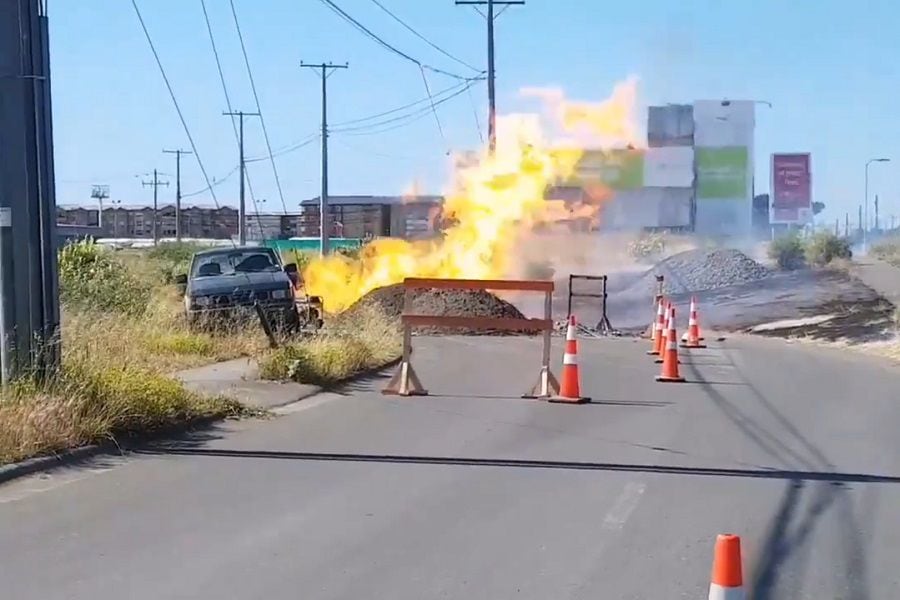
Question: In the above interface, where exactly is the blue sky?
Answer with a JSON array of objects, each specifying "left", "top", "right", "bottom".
[{"left": 50, "top": 0, "right": 900, "bottom": 224}]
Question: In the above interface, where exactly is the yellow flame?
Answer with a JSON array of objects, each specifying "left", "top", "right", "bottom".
[{"left": 303, "top": 79, "right": 640, "bottom": 313}]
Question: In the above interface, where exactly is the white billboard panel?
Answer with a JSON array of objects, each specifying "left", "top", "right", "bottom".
[
  {"left": 601, "top": 187, "right": 692, "bottom": 230},
  {"left": 693, "top": 100, "right": 755, "bottom": 148},
  {"left": 693, "top": 100, "right": 756, "bottom": 237},
  {"left": 643, "top": 147, "right": 694, "bottom": 188}
]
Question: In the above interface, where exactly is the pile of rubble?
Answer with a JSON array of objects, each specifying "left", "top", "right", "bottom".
[
  {"left": 631, "top": 248, "right": 772, "bottom": 296},
  {"left": 342, "top": 283, "right": 536, "bottom": 335}
]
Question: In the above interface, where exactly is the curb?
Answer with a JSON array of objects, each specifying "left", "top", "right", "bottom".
[
  {"left": 0, "top": 413, "right": 225, "bottom": 487},
  {"left": 0, "top": 442, "right": 116, "bottom": 486},
  {"left": 0, "top": 360, "right": 401, "bottom": 486}
]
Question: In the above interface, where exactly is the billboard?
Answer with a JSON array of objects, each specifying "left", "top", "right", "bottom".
[
  {"left": 562, "top": 148, "right": 644, "bottom": 190},
  {"left": 644, "top": 147, "right": 694, "bottom": 188},
  {"left": 770, "top": 153, "right": 812, "bottom": 224},
  {"left": 695, "top": 147, "right": 749, "bottom": 199},
  {"left": 600, "top": 187, "right": 692, "bottom": 230},
  {"left": 647, "top": 104, "right": 694, "bottom": 147}
]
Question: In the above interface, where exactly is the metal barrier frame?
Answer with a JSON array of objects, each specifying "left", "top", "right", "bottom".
[
  {"left": 382, "top": 277, "right": 558, "bottom": 399},
  {"left": 566, "top": 274, "right": 614, "bottom": 334}
]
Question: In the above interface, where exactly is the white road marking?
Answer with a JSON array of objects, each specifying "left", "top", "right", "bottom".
[{"left": 602, "top": 481, "right": 646, "bottom": 530}]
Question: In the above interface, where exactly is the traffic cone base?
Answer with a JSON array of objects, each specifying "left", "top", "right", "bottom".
[
  {"left": 655, "top": 374, "right": 686, "bottom": 383},
  {"left": 681, "top": 340, "right": 707, "bottom": 349}
]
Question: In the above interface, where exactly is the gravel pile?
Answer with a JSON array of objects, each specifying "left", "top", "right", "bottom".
[
  {"left": 342, "top": 283, "right": 535, "bottom": 335},
  {"left": 630, "top": 248, "right": 771, "bottom": 296}
]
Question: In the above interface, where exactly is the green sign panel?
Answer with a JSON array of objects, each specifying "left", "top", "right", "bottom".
[
  {"left": 563, "top": 148, "right": 644, "bottom": 190},
  {"left": 696, "top": 147, "right": 749, "bottom": 199}
]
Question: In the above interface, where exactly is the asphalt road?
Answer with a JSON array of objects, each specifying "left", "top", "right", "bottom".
[{"left": 1, "top": 334, "right": 898, "bottom": 599}]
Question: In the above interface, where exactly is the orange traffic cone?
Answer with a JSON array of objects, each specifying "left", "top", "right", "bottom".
[
  {"left": 647, "top": 298, "right": 665, "bottom": 355},
  {"left": 708, "top": 534, "right": 745, "bottom": 600},
  {"left": 653, "top": 301, "right": 670, "bottom": 356},
  {"left": 655, "top": 304, "right": 675, "bottom": 364},
  {"left": 551, "top": 315, "right": 590, "bottom": 404},
  {"left": 681, "top": 297, "right": 707, "bottom": 348},
  {"left": 656, "top": 308, "right": 685, "bottom": 383},
  {"left": 681, "top": 296, "right": 706, "bottom": 343}
]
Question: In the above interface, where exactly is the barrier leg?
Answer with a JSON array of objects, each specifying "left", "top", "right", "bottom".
[{"left": 382, "top": 325, "right": 428, "bottom": 396}]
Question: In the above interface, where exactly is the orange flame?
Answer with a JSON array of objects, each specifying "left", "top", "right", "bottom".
[{"left": 303, "top": 79, "right": 640, "bottom": 313}]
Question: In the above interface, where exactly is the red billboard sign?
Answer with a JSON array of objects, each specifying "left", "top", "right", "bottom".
[{"left": 771, "top": 153, "right": 811, "bottom": 223}]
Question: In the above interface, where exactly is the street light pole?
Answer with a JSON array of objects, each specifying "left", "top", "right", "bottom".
[{"left": 864, "top": 157, "right": 890, "bottom": 253}]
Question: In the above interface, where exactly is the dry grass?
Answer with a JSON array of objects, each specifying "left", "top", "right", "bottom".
[
  {"left": 0, "top": 359, "right": 246, "bottom": 465},
  {"left": 63, "top": 286, "right": 270, "bottom": 375},
  {"left": 259, "top": 304, "right": 401, "bottom": 385},
  {"left": 871, "top": 237, "right": 900, "bottom": 266}
]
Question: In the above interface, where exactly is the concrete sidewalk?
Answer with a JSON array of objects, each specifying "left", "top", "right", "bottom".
[
  {"left": 852, "top": 256, "right": 900, "bottom": 306},
  {"left": 176, "top": 358, "right": 321, "bottom": 410}
]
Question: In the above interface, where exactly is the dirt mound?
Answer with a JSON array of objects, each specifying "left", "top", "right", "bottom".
[
  {"left": 628, "top": 248, "right": 771, "bottom": 296},
  {"left": 342, "top": 283, "right": 534, "bottom": 335}
]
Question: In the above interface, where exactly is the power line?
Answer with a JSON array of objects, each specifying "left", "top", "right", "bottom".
[
  {"left": 182, "top": 165, "right": 240, "bottom": 199},
  {"left": 331, "top": 79, "right": 479, "bottom": 135},
  {"left": 332, "top": 79, "right": 474, "bottom": 127},
  {"left": 316, "top": 0, "right": 475, "bottom": 81},
  {"left": 418, "top": 66, "right": 448, "bottom": 152},
  {"left": 131, "top": 0, "right": 232, "bottom": 246},
  {"left": 366, "top": 0, "right": 481, "bottom": 73},
  {"left": 198, "top": 0, "right": 264, "bottom": 239},
  {"left": 247, "top": 133, "right": 319, "bottom": 162},
  {"left": 228, "top": 0, "right": 288, "bottom": 216}
]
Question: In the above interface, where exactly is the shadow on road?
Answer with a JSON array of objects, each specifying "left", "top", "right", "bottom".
[
  {"left": 131, "top": 448, "right": 900, "bottom": 484},
  {"left": 686, "top": 352, "right": 869, "bottom": 599}
]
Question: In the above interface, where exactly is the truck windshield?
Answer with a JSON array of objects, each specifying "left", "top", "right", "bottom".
[{"left": 191, "top": 250, "right": 281, "bottom": 277}]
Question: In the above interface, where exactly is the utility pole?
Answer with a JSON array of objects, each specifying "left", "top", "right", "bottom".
[
  {"left": 455, "top": 0, "right": 524, "bottom": 155},
  {"left": 874, "top": 194, "right": 880, "bottom": 232},
  {"left": 300, "top": 61, "right": 348, "bottom": 256},
  {"left": 845, "top": 212, "right": 849, "bottom": 237},
  {"left": 163, "top": 148, "right": 192, "bottom": 242},
  {"left": 90, "top": 184, "right": 109, "bottom": 230},
  {"left": 142, "top": 170, "right": 169, "bottom": 246},
  {"left": 858, "top": 204, "right": 863, "bottom": 234},
  {"left": 0, "top": 0, "right": 60, "bottom": 383},
  {"left": 223, "top": 111, "right": 260, "bottom": 245}
]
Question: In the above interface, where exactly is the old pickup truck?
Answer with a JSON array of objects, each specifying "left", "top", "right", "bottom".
[{"left": 175, "top": 246, "right": 323, "bottom": 332}]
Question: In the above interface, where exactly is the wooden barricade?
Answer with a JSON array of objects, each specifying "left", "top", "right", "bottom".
[{"left": 382, "top": 278, "right": 558, "bottom": 399}]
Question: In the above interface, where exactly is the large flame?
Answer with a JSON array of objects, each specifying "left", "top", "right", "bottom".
[{"left": 303, "top": 79, "right": 640, "bottom": 313}]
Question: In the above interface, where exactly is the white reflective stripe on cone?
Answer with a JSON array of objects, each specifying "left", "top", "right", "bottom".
[
  {"left": 566, "top": 326, "right": 577, "bottom": 341},
  {"left": 689, "top": 317, "right": 698, "bottom": 325},
  {"left": 563, "top": 353, "right": 578, "bottom": 365},
  {"left": 667, "top": 341, "right": 678, "bottom": 350},
  {"left": 708, "top": 583, "right": 745, "bottom": 600}
]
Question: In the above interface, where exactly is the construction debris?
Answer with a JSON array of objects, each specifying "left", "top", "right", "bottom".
[
  {"left": 343, "top": 283, "right": 534, "bottom": 335},
  {"left": 629, "top": 248, "right": 771, "bottom": 296}
]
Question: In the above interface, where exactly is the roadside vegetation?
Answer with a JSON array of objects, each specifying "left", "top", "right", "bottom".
[
  {"left": 871, "top": 236, "right": 900, "bottom": 267},
  {"left": 0, "top": 239, "right": 400, "bottom": 465},
  {"left": 768, "top": 230, "right": 852, "bottom": 270}
]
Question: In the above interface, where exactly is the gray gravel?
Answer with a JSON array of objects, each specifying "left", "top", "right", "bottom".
[{"left": 627, "top": 248, "right": 771, "bottom": 296}]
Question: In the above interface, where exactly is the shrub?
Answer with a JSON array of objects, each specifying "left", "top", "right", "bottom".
[
  {"left": 147, "top": 241, "right": 209, "bottom": 284},
  {"left": 627, "top": 231, "right": 667, "bottom": 261},
  {"left": 871, "top": 237, "right": 900, "bottom": 267},
  {"left": 58, "top": 239, "right": 151, "bottom": 316},
  {"left": 259, "top": 305, "right": 400, "bottom": 385},
  {"left": 768, "top": 232, "right": 806, "bottom": 270},
  {"left": 805, "top": 231, "right": 852, "bottom": 266}
]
